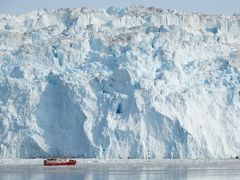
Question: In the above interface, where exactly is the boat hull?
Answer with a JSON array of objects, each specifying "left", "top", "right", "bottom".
[{"left": 44, "top": 159, "right": 77, "bottom": 166}]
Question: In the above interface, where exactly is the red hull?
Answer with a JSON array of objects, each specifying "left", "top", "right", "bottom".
[{"left": 44, "top": 159, "right": 77, "bottom": 166}]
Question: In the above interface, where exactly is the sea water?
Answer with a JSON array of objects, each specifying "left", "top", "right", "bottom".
[{"left": 0, "top": 159, "right": 240, "bottom": 180}]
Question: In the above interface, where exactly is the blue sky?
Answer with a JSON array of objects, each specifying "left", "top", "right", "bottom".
[{"left": 0, "top": 0, "right": 239, "bottom": 15}]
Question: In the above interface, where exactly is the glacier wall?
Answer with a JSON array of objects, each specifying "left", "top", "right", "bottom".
[{"left": 0, "top": 6, "right": 240, "bottom": 158}]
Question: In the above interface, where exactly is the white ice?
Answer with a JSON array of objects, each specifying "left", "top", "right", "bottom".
[{"left": 0, "top": 6, "right": 240, "bottom": 159}]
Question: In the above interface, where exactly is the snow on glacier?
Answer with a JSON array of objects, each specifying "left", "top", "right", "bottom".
[{"left": 0, "top": 6, "right": 240, "bottom": 158}]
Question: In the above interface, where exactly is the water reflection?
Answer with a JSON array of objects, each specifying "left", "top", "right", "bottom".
[{"left": 1, "top": 162, "right": 240, "bottom": 180}]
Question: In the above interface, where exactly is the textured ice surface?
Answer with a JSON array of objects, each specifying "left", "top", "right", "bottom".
[{"left": 0, "top": 6, "right": 240, "bottom": 158}]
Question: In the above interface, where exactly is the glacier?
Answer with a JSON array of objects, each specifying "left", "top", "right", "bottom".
[{"left": 0, "top": 6, "right": 240, "bottom": 159}]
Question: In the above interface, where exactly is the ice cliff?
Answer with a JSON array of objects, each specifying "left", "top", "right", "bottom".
[{"left": 0, "top": 6, "right": 240, "bottom": 158}]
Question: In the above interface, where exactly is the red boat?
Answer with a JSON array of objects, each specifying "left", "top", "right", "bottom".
[{"left": 43, "top": 158, "right": 77, "bottom": 166}]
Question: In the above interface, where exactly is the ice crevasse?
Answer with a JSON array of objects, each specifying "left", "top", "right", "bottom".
[{"left": 0, "top": 6, "right": 240, "bottom": 158}]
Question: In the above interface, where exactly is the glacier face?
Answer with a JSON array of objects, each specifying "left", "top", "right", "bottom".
[{"left": 0, "top": 6, "right": 240, "bottom": 158}]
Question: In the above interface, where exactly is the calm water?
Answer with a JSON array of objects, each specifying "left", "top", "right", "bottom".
[{"left": 1, "top": 160, "right": 240, "bottom": 180}]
